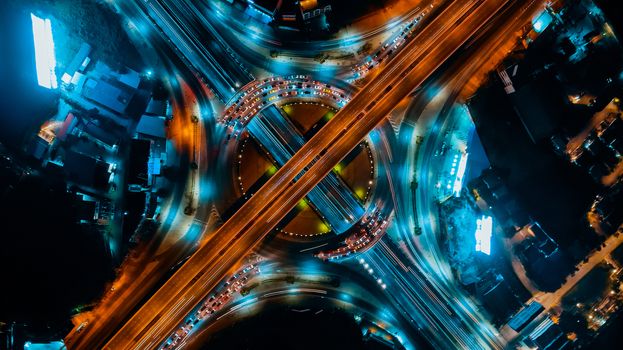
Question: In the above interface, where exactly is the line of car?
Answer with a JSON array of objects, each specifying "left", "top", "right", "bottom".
[
  {"left": 351, "top": 7, "right": 433, "bottom": 80},
  {"left": 160, "top": 262, "right": 261, "bottom": 349},
  {"left": 221, "top": 76, "right": 351, "bottom": 130}
]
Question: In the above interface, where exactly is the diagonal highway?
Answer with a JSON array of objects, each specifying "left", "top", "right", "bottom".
[{"left": 96, "top": 1, "right": 515, "bottom": 349}]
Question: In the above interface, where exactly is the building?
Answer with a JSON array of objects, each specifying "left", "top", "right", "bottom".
[
  {"left": 136, "top": 115, "right": 166, "bottom": 141},
  {"left": 61, "top": 42, "right": 91, "bottom": 85},
  {"left": 469, "top": 168, "right": 529, "bottom": 230},
  {"left": 528, "top": 223, "right": 559, "bottom": 258},
  {"left": 300, "top": 0, "right": 332, "bottom": 25},
  {"left": 62, "top": 149, "right": 111, "bottom": 191},
  {"left": 25, "top": 136, "right": 49, "bottom": 160},
  {"left": 242, "top": 0, "right": 332, "bottom": 31},
  {"left": 73, "top": 192, "right": 97, "bottom": 223},
  {"left": 136, "top": 114, "right": 167, "bottom": 180},
  {"left": 128, "top": 139, "right": 150, "bottom": 188},
  {"left": 76, "top": 117, "right": 121, "bottom": 151},
  {"left": 524, "top": 317, "right": 569, "bottom": 350},
  {"left": 508, "top": 301, "right": 544, "bottom": 332},
  {"left": 78, "top": 62, "right": 143, "bottom": 117},
  {"left": 593, "top": 182, "right": 623, "bottom": 234},
  {"left": 509, "top": 74, "right": 566, "bottom": 143},
  {"left": 56, "top": 113, "right": 78, "bottom": 141},
  {"left": 600, "top": 114, "right": 623, "bottom": 154},
  {"left": 82, "top": 77, "right": 136, "bottom": 115},
  {"left": 72, "top": 191, "right": 114, "bottom": 225},
  {"left": 144, "top": 97, "right": 168, "bottom": 117},
  {"left": 475, "top": 270, "right": 523, "bottom": 325},
  {"left": 517, "top": 222, "right": 571, "bottom": 291}
]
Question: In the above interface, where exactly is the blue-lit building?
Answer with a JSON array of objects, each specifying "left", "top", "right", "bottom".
[
  {"left": 82, "top": 78, "right": 136, "bottom": 115},
  {"left": 60, "top": 42, "right": 91, "bottom": 85},
  {"left": 508, "top": 301, "right": 544, "bottom": 332},
  {"left": 523, "top": 317, "right": 569, "bottom": 350}
]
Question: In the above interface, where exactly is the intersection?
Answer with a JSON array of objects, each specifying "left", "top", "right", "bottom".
[{"left": 60, "top": 0, "right": 549, "bottom": 349}]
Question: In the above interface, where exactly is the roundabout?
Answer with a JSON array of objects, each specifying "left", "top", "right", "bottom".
[{"left": 218, "top": 75, "right": 393, "bottom": 255}]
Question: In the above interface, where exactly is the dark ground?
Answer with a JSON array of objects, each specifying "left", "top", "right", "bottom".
[
  {"left": 594, "top": 0, "right": 623, "bottom": 39},
  {"left": 326, "top": 0, "right": 391, "bottom": 31},
  {"left": 589, "top": 310, "right": 623, "bottom": 349},
  {"left": 0, "top": 0, "right": 138, "bottom": 336},
  {"left": 468, "top": 82, "right": 595, "bottom": 286},
  {"left": 201, "top": 307, "right": 385, "bottom": 350},
  {"left": 0, "top": 159, "right": 113, "bottom": 329}
]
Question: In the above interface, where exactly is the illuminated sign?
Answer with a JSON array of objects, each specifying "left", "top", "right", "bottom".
[
  {"left": 475, "top": 215, "right": 492, "bottom": 255},
  {"left": 31, "top": 13, "right": 58, "bottom": 89},
  {"left": 532, "top": 11, "right": 553, "bottom": 33},
  {"left": 453, "top": 152, "right": 469, "bottom": 197},
  {"left": 302, "top": 5, "right": 332, "bottom": 20}
]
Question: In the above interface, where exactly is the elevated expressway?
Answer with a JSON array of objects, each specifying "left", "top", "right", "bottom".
[
  {"left": 247, "top": 105, "right": 364, "bottom": 234},
  {"left": 95, "top": 1, "right": 514, "bottom": 349}
]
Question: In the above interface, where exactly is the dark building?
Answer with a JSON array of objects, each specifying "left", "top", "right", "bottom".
[
  {"left": 73, "top": 193, "right": 97, "bottom": 223},
  {"left": 594, "top": 0, "right": 623, "bottom": 39},
  {"left": 600, "top": 115, "right": 623, "bottom": 153},
  {"left": 242, "top": 0, "right": 332, "bottom": 31},
  {"left": 128, "top": 139, "right": 150, "bottom": 187},
  {"left": 584, "top": 135, "right": 619, "bottom": 170},
  {"left": 77, "top": 117, "right": 121, "bottom": 150},
  {"left": 475, "top": 271, "right": 523, "bottom": 325},
  {"left": 529, "top": 223, "right": 559, "bottom": 258},
  {"left": 593, "top": 182, "right": 623, "bottom": 234},
  {"left": 469, "top": 168, "right": 529, "bottom": 231},
  {"left": 63, "top": 150, "right": 110, "bottom": 191},
  {"left": 510, "top": 74, "right": 567, "bottom": 143},
  {"left": 517, "top": 223, "right": 571, "bottom": 291}
]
